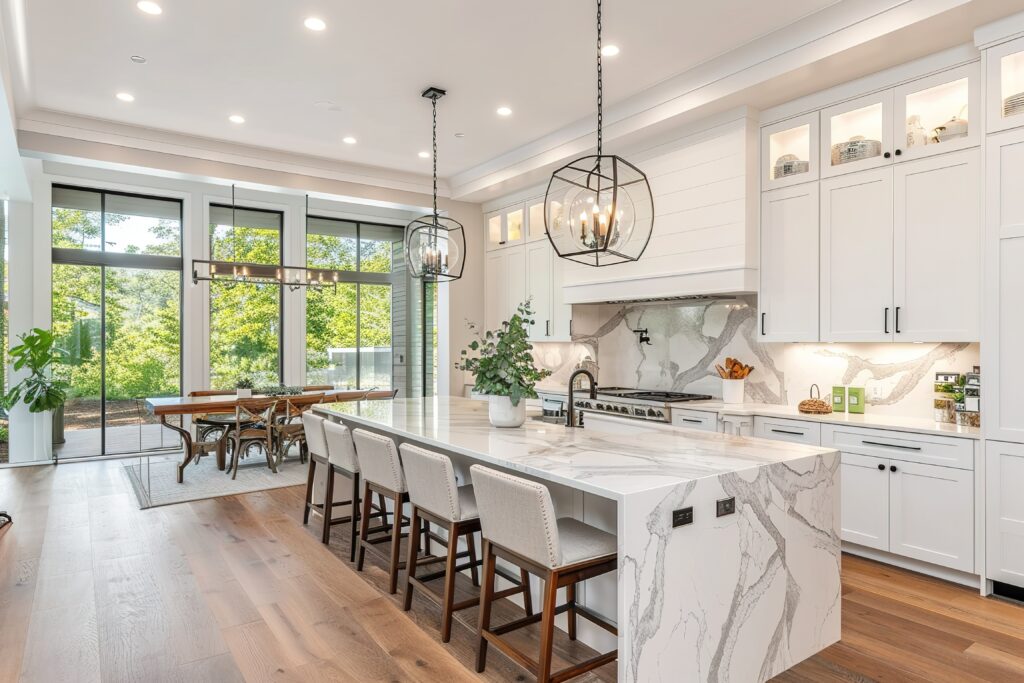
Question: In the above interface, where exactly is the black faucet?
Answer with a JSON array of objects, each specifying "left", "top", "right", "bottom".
[{"left": 567, "top": 369, "right": 597, "bottom": 428}]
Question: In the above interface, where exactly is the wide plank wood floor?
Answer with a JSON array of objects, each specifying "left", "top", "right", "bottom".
[{"left": 1, "top": 458, "right": 1023, "bottom": 683}]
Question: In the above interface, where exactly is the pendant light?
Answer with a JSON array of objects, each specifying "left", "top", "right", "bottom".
[
  {"left": 405, "top": 87, "right": 466, "bottom": 282},
  {"left": 544, "top": 0, "right": 653, "bottom": 267}
]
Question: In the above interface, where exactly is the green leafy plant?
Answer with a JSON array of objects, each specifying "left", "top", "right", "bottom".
[
  {"left": 235, "top": 376, "right": 255, "bottom": 390},
  {"left": 3, "top": 328, "right": 69, "bottom": 414},
  {"left": 456, "top": 300, "right": 551, "bottom": 407}
]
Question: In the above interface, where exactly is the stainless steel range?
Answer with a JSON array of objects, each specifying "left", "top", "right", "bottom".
[{"left": 572, "top": 387, "right": 713, "bottom": 423}]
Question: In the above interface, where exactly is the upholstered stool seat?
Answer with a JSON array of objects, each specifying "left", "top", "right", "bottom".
[{"left": 471, "top": 464, "right": 618, "bottom": 682}]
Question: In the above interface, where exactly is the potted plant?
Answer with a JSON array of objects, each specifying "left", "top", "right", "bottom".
[
  {"left": 457, "top": 301, "right": 551, "bottom": 428},
  {"left": 235, "top": 376, "right": 254, "bottom": 398},
  {"left": 2, "top": 328, "right": 69, "bottom": 445}
]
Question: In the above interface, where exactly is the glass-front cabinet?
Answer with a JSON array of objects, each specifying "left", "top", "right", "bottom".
[
  {"left": 820, "top": 91, "right": 893, "bottom": 177},
  {"left": 526, "top": 200, "right": 547, "bottom": 241},
  {"left": 485, "top": 204, "right": 529, "bottom": 250},
  {"left": 894, "top": 63, "right": 978, "bottom": 161},
  {"left": 761, "top": 112, "right": 819, "bottom": 190},
  {"left": 987, "top": 36, "right": 1024, "bottom": 134}
]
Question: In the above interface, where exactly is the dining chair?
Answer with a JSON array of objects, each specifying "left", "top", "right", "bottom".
[
  {"left": 188, "top": 389, "right": 237, "bottom": 456},
  {"left": 272, "top": 392, "right": 325, "bottom": 467},
  {"left": 226, "top": 398, "right": 278, "bottom": 479},
  {"left": 364, "top": 389, "right": 399, "bottom": 400}
]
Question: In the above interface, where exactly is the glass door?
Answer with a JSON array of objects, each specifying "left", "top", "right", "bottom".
[
  {"left": 893, "top": 63, "right": 978, "bottom": 162},
  {"left": 820, "top": 91, "right": 894, "bottom": 178}
]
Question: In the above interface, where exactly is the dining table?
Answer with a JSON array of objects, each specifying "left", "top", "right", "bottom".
[{"left": 145, "top": 389, "right": 367, "bottom": 483}]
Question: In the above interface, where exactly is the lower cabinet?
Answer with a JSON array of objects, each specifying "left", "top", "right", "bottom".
[
  {"left": 986, "top": 440, "right": 1024, "bottom": 587},
  {"left": 840, "top": 452, "right": 890, "bottom": 551}
]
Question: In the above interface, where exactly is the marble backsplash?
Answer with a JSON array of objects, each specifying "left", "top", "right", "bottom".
[{"left": 530, "top": 299, "right": 979, "bottom": 420}]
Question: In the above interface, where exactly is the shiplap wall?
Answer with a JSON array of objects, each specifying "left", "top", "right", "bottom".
[{"left": 561, "top": 114, "right": 758, "bottom": 288}]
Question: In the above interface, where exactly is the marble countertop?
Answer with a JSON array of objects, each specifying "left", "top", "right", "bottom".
[
  {"left": 314, "top": 396, "right": 836, "bottom": 501},
  {"left": 681, "top": 401, "right": 982, "bottom": 439}
]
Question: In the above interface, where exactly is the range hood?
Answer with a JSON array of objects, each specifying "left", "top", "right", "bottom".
[{"left": 561, "top": 265, "right": 758, "bottom": 305}]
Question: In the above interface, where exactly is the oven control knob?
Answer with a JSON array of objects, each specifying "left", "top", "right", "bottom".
[
  {"left": 655, "top": 410, "right": 665, "bottom": 419},
  {"left": 647, "top": 408, "right": 657, "bottom": 417},
  {"left": 596, "top": 403, "right": 605, "bottom": 410}
]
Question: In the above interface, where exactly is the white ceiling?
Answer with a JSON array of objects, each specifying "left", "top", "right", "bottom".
[{"left": 14, "top": 0, "right": 840, "bottom": 178}]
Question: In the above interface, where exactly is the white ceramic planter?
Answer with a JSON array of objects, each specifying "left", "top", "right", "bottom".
[
  {"left": 722, "top": 378, "right": 745, "bottom": 405},
  {"left": 488, "top": 395, "right": 526, "bottom": 428},
  {"left": 237, "top": 388, "right": 252, "bottom": 398}
]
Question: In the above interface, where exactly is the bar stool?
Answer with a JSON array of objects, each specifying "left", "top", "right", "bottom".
[
  {"left": 470, "top": 464, "right": 618, "bottom": 683},
  {"left": 400, "top": 444, "right": 532, "bottom": 643},
  {"left": 352, "top": 428, "right": 412, "bottom": 594},
  {"left": 322, "top": 420, "right": 364, "bottom": 561}
]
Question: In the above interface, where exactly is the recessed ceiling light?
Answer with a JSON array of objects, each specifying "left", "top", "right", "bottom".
[
  {"left": 601, "top": 44, "right": 620, "bottom": 57},
  {"left": 454, "top": 132, "right": 465, "bottom": 138},
  {"left": 136, "top": 1, "right": 162, "bottom": 15},
  {"left": 304, "top": 17, "right": 326, "bottom": 31},
  {"left": 116, "top": 92, "right": 135, "bottom": 102},
  {"left": 130, "top": 55, "right": 147, "bottom": 64},
  {"left": 228, "top": 114, "right": 245, "bottom": 124},
  {"left": 496, "top": 106, "right": 512, "bottom": 117},
  {"left": 418, "top": 151, "right": 430, "bottom": 159},
  {"left": 342, "top": 136, "right": 357, "bottom": 144}
]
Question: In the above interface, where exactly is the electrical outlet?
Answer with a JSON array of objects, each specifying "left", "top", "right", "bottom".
[
  {"left": 672, "top": 507, "right": 694, "bottom": 528},
  {"left": 716, "top": 497, "right": 736, "bottom": 517},
  {"left": 870, "top": 385, "right": 883, "bottom": 400}
]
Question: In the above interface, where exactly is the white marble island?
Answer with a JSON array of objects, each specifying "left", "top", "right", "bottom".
[{"left": 314, "top": 396, "right": 841, "bottom": 682}]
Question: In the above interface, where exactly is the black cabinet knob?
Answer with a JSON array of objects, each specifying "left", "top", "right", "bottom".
[
  {"left": 890, "top": 465, "right": 898, "bottom": 472},
  {"left": 877, "top": 463, "right": 885, "bottom": 471},
  {"left": 883, "top": 152, "right": 891, "bottom": 159},
  {"left": 894, "top": 149, "right": 902, "bottom": 156}
]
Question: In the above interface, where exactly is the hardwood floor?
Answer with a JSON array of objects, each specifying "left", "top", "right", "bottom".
[{"left": 1, "top": 458, "right": 1023, "bottom": 683}]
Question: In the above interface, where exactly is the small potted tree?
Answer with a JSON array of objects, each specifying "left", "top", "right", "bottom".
[
  {"left": 2, "top": 328, "right": 68, "bottom": 444},
  {"left": 457, "top": 301, "right": 551, "bottom": 428}
]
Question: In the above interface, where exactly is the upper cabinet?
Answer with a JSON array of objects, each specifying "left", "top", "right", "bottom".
[
  {"left": 759, "top": 184, "right": 819, "bottom": 341},
  {"left": 486, "top": 200, "right": 549, "bottom": 251},
  {"left": 820, "top": 64, "right": 979, "bottom": 178},
  {"left": 526, "top": 200, "right": 548, "bottom": 242},
  {"left": 986, "top": 36, "right": 1024, "bottom": 134},
  {"left": 761, "top": 113, "right": 819, "bottom": 190}
]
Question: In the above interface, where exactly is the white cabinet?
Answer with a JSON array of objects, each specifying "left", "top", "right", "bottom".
[
  {"left": 893, "top": 149, "right": 981, "bottom": 341},
  {"left": 985, "top": 35, "right": 1024, "bottom": 134},
  {"left": 670, "top": 409, "right": 718, "bottom": 431},
  {"left": 821, "top": 91, "right": 894, "bottom": 178},
  {"left": 761, "top": 112, "right": 819, "bottom": 191},
  {"left": 759, "top": 184, "right": 819, "bottom": 341},
  {"left": 753, "top": 416, "right": 821, "bottom": 445},
  {"left": 486, "top": 239, "right": 571, "bottom": 342},
  {"left": 986, "top": 441, "right": 1024, "bottom": 588},
  {"left": 483, "top": 246, "right": 526, "bottom": 332},
  {"left": 484, "top": 204, "right": 526, "bottom": 251},
  {"left": 525, "top": 241, "right": 553, "bottom": 340},
  {"left": 820, "top": 167, "right": 894, "bottom": 341},
  {"left": 890, "top": 460, "right": 974, "bottom": 572},
  {"left": 840, "top": 452, "right": 891, "bottom": 551},
  {"left": 820, "top": 149, "right": 980, "bottom": 343}
]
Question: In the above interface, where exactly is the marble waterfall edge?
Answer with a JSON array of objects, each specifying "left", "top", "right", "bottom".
[{"left": 620, "top": 451, "right": 841, "bottom": 682}]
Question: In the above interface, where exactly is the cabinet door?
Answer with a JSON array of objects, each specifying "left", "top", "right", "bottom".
[
  {"left": 525, "top": 240, "right": 553, "bottom": 340},
  {"left": 821, "top": 90, "right": 894, "bottom": 178},
  {"left": 760, "top": 184, "right": 819, "bottom": 341},
  {"left": 893, "top": 149, "right": 980, "bottom": 341},
  {"left": 485, "top": 212, "right": 504, "bottom": 251},
  {"left": 761, "top": 112, "right": 819, "bottom": 191},
  {"left": 986, "top": 36, "right": 1024, "bottom": 135},
  {"left": 820, "top": 167, "right": 894, "bottom": 341},
  {"left": 893, "top": 63, "right": 979, "bottom": 163},
  {"left": 550, "top": 245, "right": 573, "bottom": 342},
  {"left": 890, "top": 460, "right": 974, "bottom": 572},
  {"left": 484, "top": 251, "right": 508, "bottom": 332},
  {"left": 840, "top": 451, "right": 890, "bottom": 550},
  {"left": 504, "top": 206, "right": 524, "bottom": 246},
  {"left": 506, "top": 246, "right": 527, "bottom": 321},
  {"left": 986, "top": 441, "right": 1024, "bottom": 587},
  {"left": 525, "top": 200, "right": 548, "bottom": 242}
]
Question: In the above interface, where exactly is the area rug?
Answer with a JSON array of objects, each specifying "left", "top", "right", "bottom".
[{"left": 124, "top": 452, "right": 307, "bottom": 509}]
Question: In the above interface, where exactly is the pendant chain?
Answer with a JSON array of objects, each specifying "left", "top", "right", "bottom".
[
  {"left": 596, "top": 0, "right": 603, "bottom": 158},
  {"left": 432, "top": 95, "right": 439, "bottom": 218}
]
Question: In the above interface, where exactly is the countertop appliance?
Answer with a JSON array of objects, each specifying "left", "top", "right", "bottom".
[{"left": 573, "top": 387, "right": 713, "bottom": 423}]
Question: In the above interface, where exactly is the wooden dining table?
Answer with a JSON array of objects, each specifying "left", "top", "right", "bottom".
[{"left": 145, "top": 389, "right": 368, "bottom": 483}]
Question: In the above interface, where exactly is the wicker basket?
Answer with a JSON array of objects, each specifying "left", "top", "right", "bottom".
[{"left": 799, "top": 384, "right": 833, "bottom": 415}]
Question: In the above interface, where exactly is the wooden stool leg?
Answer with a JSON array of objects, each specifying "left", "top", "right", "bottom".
[
  {"left": 349, "top": 472, "right": 360, "bottom": 563},
  {"left": 476, "top": 540, "right": 496, "bottom": 673},
  {"left": 321, "top": 465, "right": 335, "bottom": 545},
  {"left": 567, "top": 581, "right": 577, "bottom": 641},
  {"left": 378, "top": 492, "right": 391, "bottom": 533},
  {"left": 388, "top": 492, "right": 404, "bottom": 594},
  {"left": 440, "top": 521, "right": 459, "bottom": 643},
  {"left": 537, "top": 572, "right": 559, "bottom": 683},
  {"left": 521, "top": 569, "right": 534, "bottom": 617},
  {"left": 403, "top": 506, "right": 422, "bottom": 611},
  {"left": 302, "top": 457, "right": 316, "bottom": 525},
  {"left": 466, "top": 530, "right": 480, "bottom": 587},
  {"left": 356, "top": 481, "right": 373, "bottom": 572}
]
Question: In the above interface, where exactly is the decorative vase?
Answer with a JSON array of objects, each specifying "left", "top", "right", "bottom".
[
  {"left": 488, "top": 395, "right": 526, "bottom": 428},
  {"left": 722, "top": 378, "right": 745, "bottom": 405},
  {"left": 237, "top": 388, "right": 252, "bottom": 398}
]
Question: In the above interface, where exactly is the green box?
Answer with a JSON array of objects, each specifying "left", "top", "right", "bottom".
[
  {"left": 832, "top": 386, "right": 846, "bottom": 413},
  {"left": 848, "top": 387, "right": 865, "bottom": 414}
]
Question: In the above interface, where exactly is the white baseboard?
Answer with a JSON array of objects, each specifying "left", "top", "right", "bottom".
[{"left": 843, "top": 542, "right": 983, "bottom": 591}]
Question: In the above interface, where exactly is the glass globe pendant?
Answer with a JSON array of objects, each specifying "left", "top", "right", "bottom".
[
  {"left": 405, "top": 87, "right": 466, "bottom": 282},
  {"left": 544, "top": 0, "right": 653, "bottom": 267}
]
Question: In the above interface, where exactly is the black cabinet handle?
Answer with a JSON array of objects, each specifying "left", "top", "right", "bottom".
[
  {"left": 761, "top": 312, "right": 766, "bottom": 336},
  {"left": 680, "top": 418, "right": 702, "bottom": 424},
  {"left": 890, "top": 465, "right": 898, "bottom": 472},
  {"left": 894, "top": 149, "right": 902, "bottom": 156},
  {"left": 884, "top": 307, "right": 889, "bottom": 334},
  {"left": 884, "top": 152, "right": 891, "bottom": 159},
  {"left": 877, "top": 463, "right": 885, "bottom": 471},
  {"left": 895, "top": 306, "right": 901, "bottom": 334},
  {"left": 862, "top": 440, "right": 921, "bottom": 451},
  {"left": 771, "top": 428, "right": 805, "bottom": 436}
]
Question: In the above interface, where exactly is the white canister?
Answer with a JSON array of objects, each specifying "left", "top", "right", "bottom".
[
  {"left": 721, "top": 379, "right": 745, "bottom": 405},
  {"left": 488, "top": 395, "right": 527, "bottom": 428},
  {"left": 237, "top": 388, "right": 252, "bottom": 398}
]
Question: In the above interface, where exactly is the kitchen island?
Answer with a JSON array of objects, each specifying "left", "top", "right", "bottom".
[{"left": 314, "top": 396, "right": 841, "bottom": 682}]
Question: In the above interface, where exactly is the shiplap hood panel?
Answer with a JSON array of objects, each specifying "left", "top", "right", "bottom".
[{"left": 560, "top": 111, "right": 759, "bottom": 305}]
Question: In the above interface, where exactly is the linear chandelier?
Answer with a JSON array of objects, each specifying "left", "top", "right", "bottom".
[{"left": 191, "top": 188, "right": 340, "bottom": 291}]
